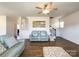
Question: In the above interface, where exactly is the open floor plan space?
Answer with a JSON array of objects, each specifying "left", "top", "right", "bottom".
[{"left": 0, "top": 2, "right": 79, "bottom": 57}]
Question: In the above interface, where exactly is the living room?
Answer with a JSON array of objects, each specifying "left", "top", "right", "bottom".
[{"left": 0, "top": 2, "right": 79, "bottom": 57}]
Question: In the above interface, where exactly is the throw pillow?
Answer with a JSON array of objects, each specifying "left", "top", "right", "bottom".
[
  {"left": 32, "top": 33, "right": 38, "bottom": 37},
  {"left": 3, "top": 36, "right": 18, "bottom": 48},
  {"left": 32, "top": 31, "right": 39, "bottom": 37},
  {"left": 40, "top": 31, "right": 47, "bottom": 36},
  {"left": 0, "top": 42, "right": 6, "bottom": 55}
]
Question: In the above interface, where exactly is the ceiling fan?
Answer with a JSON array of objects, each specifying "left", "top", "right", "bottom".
[{"left": 36, "top": 2, "right": 57, "bottom": 14}]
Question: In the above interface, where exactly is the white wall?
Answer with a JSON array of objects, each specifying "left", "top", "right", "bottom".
[
  {"left": 6, "top": 16, "right": 18, "bottom": 36},
  {"left": 0, "top": 16, "right": 6, "bottom": 35},
  {"left": 19, "top": 17, "right": 49, "bottom": 39},
  {"left": 60, "top": 11, "right": 79, "bottom": 44},
  {"left": 28, "top": 17, "right": 49, "bottom": 33}
]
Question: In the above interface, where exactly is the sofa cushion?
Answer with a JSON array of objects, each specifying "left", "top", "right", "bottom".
[
  {"left": 4, "top": 37, "right": 18, "bottom": 48},
  {"left": 40, "top": 31, "right": 47, "bottom": 37},
  {"left": 0, "top": 35, "right": 12, "bottom": 44},
  {"left": 32, "top": 31, "right": 39, "bottom": 37},
  {"left": 0, "top": 35, "right": 13, "bottom": 49},
  {"left": 0, "top": 42, "right": 6, "bottom": 55},
  {"left": 0, "top": 42, "right": 25, "bottom": 57}
]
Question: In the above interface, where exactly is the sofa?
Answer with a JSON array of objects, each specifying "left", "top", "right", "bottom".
[
  {"left": 0, "top": 35, "right": 25, "bottom": 57},
  {"left": 29, "top": 30, "right": 49, "bottom": 41}
]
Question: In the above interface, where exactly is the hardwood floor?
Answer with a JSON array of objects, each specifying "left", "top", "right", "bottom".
[{"left": 20, "top": 37, "right": 79, "bottom": 57}]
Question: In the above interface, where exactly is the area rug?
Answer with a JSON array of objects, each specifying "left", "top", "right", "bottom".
[{"left": 43, "top": 47, "right": 71, "bottom": 57}]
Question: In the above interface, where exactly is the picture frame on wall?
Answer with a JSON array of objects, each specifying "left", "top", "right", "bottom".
[{"left": 33, "top": 21, "right": 46, "bottom": 28}]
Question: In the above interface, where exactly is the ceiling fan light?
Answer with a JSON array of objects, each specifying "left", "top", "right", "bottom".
[{"left": 43, "top": 9, "right": 50, "bottom": 14}]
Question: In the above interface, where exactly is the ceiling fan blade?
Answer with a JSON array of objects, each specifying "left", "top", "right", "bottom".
[
  {"left": 43, "top": 2, "right": 50, "bottom": 10},
  {"left": 45, "top": 2, "right": 53, "bottom": 10},
  {"left": 36, "top": 7, "right": 42, "bottom": 9},
  {"left": 44, "top": 4, "right": 47, "bottom": 9}
]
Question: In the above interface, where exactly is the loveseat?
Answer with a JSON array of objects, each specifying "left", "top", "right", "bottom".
[
  {"left": 0, "top": 35, "right": 25, "bottom": 57},
  {"left": 29, "top": 30, "right": 49, "bottom": 41}
]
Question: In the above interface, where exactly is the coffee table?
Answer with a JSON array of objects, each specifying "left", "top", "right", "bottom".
[{"left": 43, "top": 47, "right": 71, "bottom": 57}]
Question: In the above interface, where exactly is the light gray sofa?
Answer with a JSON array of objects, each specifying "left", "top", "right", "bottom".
[
  {"left": 0, "top": 35, "right": 25, "bottom": 57},
  {"left": 29, "top": 30, "right": 49, "bottom": 41}
]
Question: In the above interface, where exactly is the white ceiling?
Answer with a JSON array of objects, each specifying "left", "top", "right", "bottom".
[{"left": 0, "top": 2, "right": 79, "bottom": 17}]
